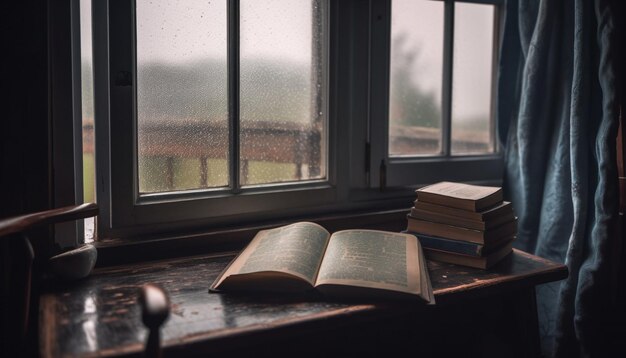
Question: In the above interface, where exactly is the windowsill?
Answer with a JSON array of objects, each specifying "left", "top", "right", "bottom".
[
  {"left": 93, "top": 179, "right": 503, "bottom": 267},
  {"left": 94, "top": 206, "right": 412, "bottom": 267}
]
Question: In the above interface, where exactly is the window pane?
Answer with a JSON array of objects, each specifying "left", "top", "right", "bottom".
[
  {"left": 451, "top": 3, "right": 495, "bottom": 155},
  {"left": 80, "top": 0, "right": 95, "bottom": 242},
  {"left": 136, "top": 0, "right": 228, "bottom": 193},
  {"left": 389, "top": 0, "right": 444, "bottom": 157},
  {"left": 240, "top": 0, "right": 325, "bottom": 186}
]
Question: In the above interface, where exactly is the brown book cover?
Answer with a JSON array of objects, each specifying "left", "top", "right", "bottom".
[
  {"left": 424, "top": 240, "right": 514, "bottom": 269},
  {"left": 406, "top": 217, "right": 518, "bottom": 245},
  {"left": 406, "top": 231, "right": 515, "bottom": 257},
  {"left": 409, "top": 208, "right": 516, "bottom": 231},
  {"left": 413, "top": 201, "right": 513, "bottom": 221},
  {"left": 416, "top": 182, "right": 503, "bottom": 212}
]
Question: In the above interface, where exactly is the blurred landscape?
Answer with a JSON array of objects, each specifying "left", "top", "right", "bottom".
[{"left": 81, "top": 31, "right": 492, "bottom": 199}]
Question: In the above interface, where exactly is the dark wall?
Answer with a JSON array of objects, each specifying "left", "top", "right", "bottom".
[{"left": 0, "top": 0, "right": 51, "bottom": 219}]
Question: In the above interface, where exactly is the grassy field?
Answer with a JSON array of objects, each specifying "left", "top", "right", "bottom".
[
  {"left": 83, "top": 153, "right": 95, "bottom": 203},
  {"left": 138, "top": 156, "right": 298, "bottom": 193}
]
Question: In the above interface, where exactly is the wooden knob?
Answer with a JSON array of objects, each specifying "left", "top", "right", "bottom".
[{"left": 138, "top": 284, "right": 170, "bottom": 357}]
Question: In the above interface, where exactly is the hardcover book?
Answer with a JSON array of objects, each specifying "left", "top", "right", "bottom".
[
  {"left": 412, "top": 201, "right": 513, "bottom": 222},
  {"left": 406, "top": 217, "right": 518, "bottom": 245},
  {"left": 416, "top": 181, "right": 503, "bottom": 212},
  {"left": 210, "top": 222, "right": 435, "bottom": 303},
  {"left": 409, "top": 208, "right": 516, "bottom": 231},
  {"left": 406, "top": 232, "right": 515, "bottom": 257},
  {"left": 423, "top": 241, "right": 514, "bottom": 270}
]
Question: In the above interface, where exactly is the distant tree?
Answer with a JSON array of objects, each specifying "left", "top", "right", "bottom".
[
  {"left": 389, "top": 33, "right": 440, "bottom": 128},
  {"left": 136, "top": 59, "right": 228, "bottom": 123},
  {"left": 136, "top": 59, "right": 312, "bottom": 125}
]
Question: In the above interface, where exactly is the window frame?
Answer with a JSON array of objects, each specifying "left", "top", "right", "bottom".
[
  {"left": 368, "top": 0, "right": 504, "bottom": 188},
  {"left": 52, "top": 0, "right": 86, "bottom": 247},
  {"left": 95, "top": 0, "right": 343, "bottom": 237},
  {"left": 85, "top": 0, "right": 505, "bottom": 240}
]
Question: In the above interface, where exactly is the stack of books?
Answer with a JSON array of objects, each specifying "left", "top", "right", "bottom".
[{"left": 405, "top": 181, "right": 517, "bottom": 269}]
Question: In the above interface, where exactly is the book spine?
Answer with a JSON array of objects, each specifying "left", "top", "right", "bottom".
[
  {"left": 406, "top": 218, "right": 484, "bottom": 243},
  {"left": 409, "top": 210, "right": 516, "bottom": 232},
  {"left": 412, "top": 202, "right": 483, "bottom": 220},
  {"left": 409, "top": 210, "right": 486, "bottom": 230},
  {"left": 406, "top": 217, "right": 517, "bottom": 245},
  {"left": 413, "top": 201, "right": 513, "bottom": 221}
]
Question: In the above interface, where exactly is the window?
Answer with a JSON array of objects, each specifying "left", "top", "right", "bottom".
[
  {"left": 80, "top": 0, "right": 503, "bottom": 239},
  {"left": 135, "top": 0, "right": 326, "bottom": 193},
  {"left": 369, "top": 0, "right": 503, "bottom": 187}
]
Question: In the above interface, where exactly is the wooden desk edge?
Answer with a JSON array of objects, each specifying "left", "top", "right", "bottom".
[
  {"left": 39, "top": 249, "right": 569, "bottom": 357},
  {"left": 433, "top": 249, "right": 568, "bottom": 303}
]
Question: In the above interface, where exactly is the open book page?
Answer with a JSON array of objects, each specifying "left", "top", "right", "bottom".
[
  {"left": 314, "top": 230, "right": 421, "bottom": 296},
  {"left": 418, "top": 242, "right": 435, "bottom": 304},
  {"left": 212, "top": 222, "right": 331, "bottom": 289}
]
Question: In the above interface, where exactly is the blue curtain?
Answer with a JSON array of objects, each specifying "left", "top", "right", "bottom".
[{"left": 497, "top": 0, "right": 621, "bottom": 356}]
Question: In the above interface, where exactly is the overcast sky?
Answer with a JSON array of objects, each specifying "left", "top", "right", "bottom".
[
  {"left": 82, "top": 0, "right": 494, "bottom": 122},
  {"left": 135, "top": 0, "right": 312, "bottom": 64},
  {"left": 392, "top": 0, "right": 494, "bottom": 121}
]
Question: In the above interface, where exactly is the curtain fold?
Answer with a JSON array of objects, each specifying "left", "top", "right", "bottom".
[{"left": 497, "top": 0, "right": 621, "bottom": 356}]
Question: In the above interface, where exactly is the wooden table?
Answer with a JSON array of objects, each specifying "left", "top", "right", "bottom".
[{"left": 40, "top": 249, "right": 567, "bottom": 357}]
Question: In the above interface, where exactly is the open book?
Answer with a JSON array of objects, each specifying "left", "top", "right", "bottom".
[{"left": 210, "top": 222, "right": 434, "bottom": 303}]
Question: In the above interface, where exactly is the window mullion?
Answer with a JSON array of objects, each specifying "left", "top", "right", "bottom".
[
  {"left": 228, "top": 0, "right": 241, "bottom": 193},
  {"left": 490, "top": 4, "right": 503, "bottom": 152},
  {"left": 442, "top": 0, "right": 454, "bottom": 157}
]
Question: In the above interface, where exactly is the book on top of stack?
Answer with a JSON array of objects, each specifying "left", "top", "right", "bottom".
[{"left": 405, "top": 181, "right": 517, "bottom": 269}]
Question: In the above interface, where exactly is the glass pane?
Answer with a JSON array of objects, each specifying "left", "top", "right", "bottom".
[
  {"left": 240, "top": 0, "right": 326, "bottom": 186},
  {"left": 136, "top": 0, "right": 228, "bottom": 193},
  {"left": 80, "top": 0, "right": 95, "bottom": 242},
  {"left": 389, "top": 0, "right": 444, "bottom": 156},
  {"left": 451, "top": 3, "right": 495, "bottom": 155}
]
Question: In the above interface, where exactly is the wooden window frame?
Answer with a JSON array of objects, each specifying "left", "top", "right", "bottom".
[
  {"left": 77, "top": 0, "right": 505, "bottom": 242},
  {"left": 368, "top": 0, "right": 505, "bottom": 188}
]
